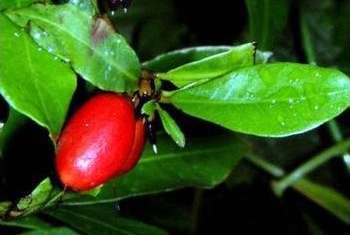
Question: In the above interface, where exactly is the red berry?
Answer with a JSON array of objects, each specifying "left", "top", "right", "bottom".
[{"left": 55, "top": 93, "right": 145, "bottom": 191}]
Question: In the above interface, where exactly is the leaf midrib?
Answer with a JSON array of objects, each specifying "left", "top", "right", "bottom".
[
  {"left": 171, "top": 90, "right": 348, "bottom": 105},
  {"left": 23, "top": 32, "right": 54, "bottom": 132}
]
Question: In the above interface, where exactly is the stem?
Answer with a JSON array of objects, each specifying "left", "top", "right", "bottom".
[
  {"left": 190, "top": 189, "right": 204, "bottom": 235},
  {"left": 327, "top": 120, "right": 350, "bottom": 171},
  {"left": 300, "top": 12, "right": 316, "bottom": 65},
  {"left": 245, "top": 154, "right": 285, "bottom": 178},
  {"left": 273, "top": 139, "right": 350, "bottom": 196}
]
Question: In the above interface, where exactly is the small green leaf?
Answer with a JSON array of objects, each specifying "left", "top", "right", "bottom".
[
  {"left": 167, "top": 63, "right": 350, "bottom": 137},
  {"left": 17, "top": 178, "right": 53, "bottom": 215},
  {"left": 0, "top": 14, "right": 76, "bottom": 135},
  {"left": 159, "top": 43, "right": 255, "bottom": 87},
  {"left": 20, "top": 227, "right": 78, "bottom": 235},
  {"left": 63, "top": 134, "right": 248, "bottom": 205},
  {"left": 293, "top": 179, "right": 350, "bottom": 224},
  {"left": 143, "top": 46, "right": 232, "bottom": 72},
  {"left": 156, "top": 104, "right": 185, "bottom": 147},
  {"left": 141, "top": 100, "right": 156, "bottom": 116},
  {"left": 7, "top": 3, "right": 140, "bottom": 92},
  {"left": 45, "top": 205, "right": 169, "bottom": 235},
  {"left": 245, "top": 0, "right": 290, "bottom": 50}
]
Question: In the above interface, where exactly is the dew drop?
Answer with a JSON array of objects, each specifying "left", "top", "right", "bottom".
[
  {"left": 278, "top": 116, "right": 286, "bottom": 126},
  {"left": 314, "top": 105, "right": 319, "bottom": 110},
  {"left": 110, "top": 10, "right": 116, "bottom": 16},
  {"left": 33, "top": 32, "right": 41, "bottom": 40},
  {"left": 14, "top": 32, "right": 20, "bottom": 37},
  {"left": 48, "top": 47, "right": 54, "bottom": 53},
  {"left": 37, "top": 47, "right": 43, "bottom": 51},
  {"left": 288, "top": 98, "right": 294, "bottom": 104},
  {"left": 271, "top": 99, "right": 276, "bottom": 104}
]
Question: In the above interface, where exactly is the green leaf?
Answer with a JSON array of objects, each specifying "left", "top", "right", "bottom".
[
  {"left": 16, "top": 178, "right": 53, "bottom": 216},
  {"left": 159, "top": 43, "right": 255, "bottom": 87},
  {"left": 0, "top": 216, "right": 50, "bottom": 230},
  {"left": 143, "top": 46, "right": 232, "bottom": 72},
  {"left": 293, "top": 179, "right": 350, "bottom": 224},
  {"left": 20, "top": 227, "right": 78, "bottom": 235},
  {"left": 0, "top": 14, "right": 76, "bottom": 135},
  {"left": 156, "top": 105, "right": 185, "bottom": 147},
  {"left": 63, "top": 134, "right": 248, "bottom": 205},
  {"left": 143, "top": 45, "right": 270, "bottom": 72},
  {"left": 7, "top": 3, "right": 140, "bottom": 92},
  {"left": 141, "top": 100, "right": 156, "bottom": 116},
  {"left": 245, "top": 0, "right": 290, "bottom": 50},
  {"left": 0, "top": 0, "right": 39, "bottom": 11},
  {"left": 45, "top": 205, "right": 169, "bottom": 235},
  {"left": 166, "top": 63, "right": 350, "bottom": 137}
]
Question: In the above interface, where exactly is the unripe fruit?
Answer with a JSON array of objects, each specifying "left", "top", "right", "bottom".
[{"left": 55, "top": 93, "right": 145, "bottom": 191}]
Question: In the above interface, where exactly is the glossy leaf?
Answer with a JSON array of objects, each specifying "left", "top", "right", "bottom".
[
  {"left": 141, "top": 100, "right": 156, "bottom": 116},
  {"left": 245, "top": 0, "right": 290, "bottom": 50},
  {"left": 159, "top": 43, "right": 255, "bottom": 87},
  {"left": 20, "top": 227, "right": 78, "bottom": 235},
  {"left": 0, "top": 14, "right": 76, "bottom": 135},
  {"left": 143, "top": 46, "right": 232, "bottom": 72},
  {"left": 293, "top": 179, "right": 350, "bottom": 224},
  {"left": 167, "top": 63, "right": 350, "bottom": 137},
  {"left": 63, "top": 134, "right": 248, "bottom": 205},
  {"left": 157, "top": 104, "right": 185, "bottom": 147},
  {"left": 7, "top": 3, "right": 140, "bottom": 92},
  {"left": 45, "top": 205, "right": 169, "bottom": 235},
  {"left": 16, "top": 178, "right": 53, "bottom": 216}
]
